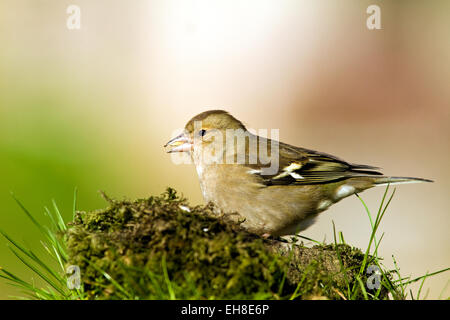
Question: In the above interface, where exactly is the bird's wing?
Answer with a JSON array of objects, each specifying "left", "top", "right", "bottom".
[{"left": 247, "top": 140, "right": 383, "bottom": 186}]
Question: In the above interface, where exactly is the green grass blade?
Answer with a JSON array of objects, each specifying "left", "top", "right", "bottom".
[
  {"left": 7, "top": 247, "right": 67, "bottom": 297},
  {"left": 416, "top": 271, "right": 429, "bottom": 300},
  {"left": 0, "top": 230, "right": 65, "bottom": 285},
  {"left": 84, "top": 258, "right": 133, "bottom": 299},
  {"left": 356, "top": 276, "right": 369, "bottom": 300},
  {"left": 400, "top": 268, "right": 450, "bottom": 286},
  {"left": 332, "top": 221, "right": 351, "bottom": 298},
  {"left": 10, "top": 193, "right": 46, "bottom": 234}
]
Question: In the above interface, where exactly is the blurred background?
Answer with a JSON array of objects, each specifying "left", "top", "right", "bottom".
[{"left": 0, "top": 0, "right": 449, "bottom": 299}]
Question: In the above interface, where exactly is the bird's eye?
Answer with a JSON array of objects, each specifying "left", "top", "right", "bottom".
[{"left": 199, "top": 129, "right": 207, "bottom": 137}]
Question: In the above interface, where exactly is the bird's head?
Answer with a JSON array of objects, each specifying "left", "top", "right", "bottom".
[{"left": 164, "top": 110, "right": 246, "bottom": 156}]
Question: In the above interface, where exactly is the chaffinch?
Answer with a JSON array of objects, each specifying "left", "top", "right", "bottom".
[{"left": 165, "top": 110, "right": 432, "bottom": 237}]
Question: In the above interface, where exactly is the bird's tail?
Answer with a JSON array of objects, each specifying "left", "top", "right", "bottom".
[{"left": 372, "top": 176, "right": 434, "bottom": 186}]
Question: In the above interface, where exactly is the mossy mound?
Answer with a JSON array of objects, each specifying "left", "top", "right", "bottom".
[{"left": 66, "top": 188, "right": 389, "bottom": 299}]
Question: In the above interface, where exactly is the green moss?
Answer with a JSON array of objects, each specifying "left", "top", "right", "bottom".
[{"left": 66, "top": 188, "right": 391, "bottom": 299}]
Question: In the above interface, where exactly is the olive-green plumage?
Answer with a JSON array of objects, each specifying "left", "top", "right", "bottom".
[{"left": 165, "top": 110, "right": 432, "bottom": 236}]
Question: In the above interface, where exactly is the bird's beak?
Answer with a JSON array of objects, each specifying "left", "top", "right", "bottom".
[{"left": 164, "top": 132, "right": 192, "bottom": 153}]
